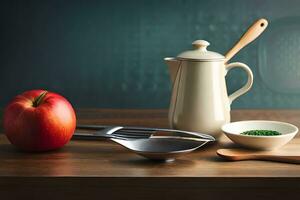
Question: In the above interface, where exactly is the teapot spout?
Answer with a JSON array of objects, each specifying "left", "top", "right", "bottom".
[{"left": 164, "top": 57, "right": 180, "bottom": 85}]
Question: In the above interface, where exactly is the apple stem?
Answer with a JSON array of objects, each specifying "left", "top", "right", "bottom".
[{"left": 32, "top": 91, "right": 48, "bottom": 107}]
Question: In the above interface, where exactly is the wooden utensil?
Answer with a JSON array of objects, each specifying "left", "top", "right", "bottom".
[
  {"left": 217, "top": 148, "right": 300, "bottom": 164},
  {"left": 225, "top": 18, "right": 268, "bottom": 62}
]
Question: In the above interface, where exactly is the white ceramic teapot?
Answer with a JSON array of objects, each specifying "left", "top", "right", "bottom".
[{"left": 165, "top": 40, "right": 253, "bottom": 138}]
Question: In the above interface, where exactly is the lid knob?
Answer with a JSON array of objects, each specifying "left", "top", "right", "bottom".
[{"left": 192, "top": 40, "right": 210, "bottom": 52}]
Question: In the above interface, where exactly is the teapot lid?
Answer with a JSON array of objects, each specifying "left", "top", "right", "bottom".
[{"left": 177, "top": 40, "right": 225, "bottom": 61}]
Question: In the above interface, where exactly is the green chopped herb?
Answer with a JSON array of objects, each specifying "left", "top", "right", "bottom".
[{"left": 240, "top": 130, "right": 282, "bottom": 136}]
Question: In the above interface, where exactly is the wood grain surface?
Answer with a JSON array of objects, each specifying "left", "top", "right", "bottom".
[{"left": 1, "top": 109, "right": 300, "bottom": 200}]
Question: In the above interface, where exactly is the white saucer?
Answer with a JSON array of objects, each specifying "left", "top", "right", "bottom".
[{"left": 222, "top": 120, "right": 298, "bottom": 150}]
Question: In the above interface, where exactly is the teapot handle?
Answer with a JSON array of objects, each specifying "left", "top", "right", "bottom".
[{"left": 225, "top": 62, "right": 253, "bottom": 104}]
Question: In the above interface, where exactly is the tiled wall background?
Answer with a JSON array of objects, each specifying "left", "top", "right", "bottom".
[{"left": 1, "top": 0, "right": 300, "bottom": 108}]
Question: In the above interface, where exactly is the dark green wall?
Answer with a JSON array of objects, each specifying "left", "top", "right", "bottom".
[{"left": 1, "top": 0, "right": 300, "bottom": 108}]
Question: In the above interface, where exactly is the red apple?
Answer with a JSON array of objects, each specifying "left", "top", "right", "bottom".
[{"left": 3, "top": 90, "right": 76, "bottom": 151}]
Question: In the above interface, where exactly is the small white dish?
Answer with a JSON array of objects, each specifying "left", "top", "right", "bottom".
[{"left": 222, "top": 120, "right": 298, "bottom": 150}]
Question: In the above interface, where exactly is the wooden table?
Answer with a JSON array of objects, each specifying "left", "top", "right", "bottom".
[{"left": 1, "top": 109, "right": 300, "bottom": 200}]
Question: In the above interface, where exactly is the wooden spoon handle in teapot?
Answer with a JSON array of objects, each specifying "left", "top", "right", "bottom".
[
  {"left": 225, "top": 18, "right": 268, "bottom": 62},
  {"left": 217, "top": 149, "right": 300, "bottom": 164}
]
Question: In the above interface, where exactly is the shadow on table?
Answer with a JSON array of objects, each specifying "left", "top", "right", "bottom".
[{"left": 111, "top": 157, "right": 196, "bottom": 167}]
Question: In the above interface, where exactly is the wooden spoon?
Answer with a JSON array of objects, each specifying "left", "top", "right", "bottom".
[
  {"left": 225, "top": 18, "right": 268, "bottom": 62},
  {"left": 217, "top": 148, "right": 300, "bottom": 164}
]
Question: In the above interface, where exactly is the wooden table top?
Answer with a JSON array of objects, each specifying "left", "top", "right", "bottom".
[{"left": 1, "top": 109, "right": 300, "bottom": 177}]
